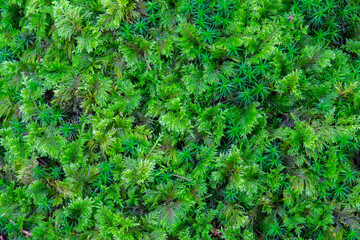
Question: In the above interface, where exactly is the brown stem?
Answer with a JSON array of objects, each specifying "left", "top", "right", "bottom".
[
  {"left": 21, "top": 229, "right": 32, "bottom": 238},
  {"left": 144, "top": 53, "right": 152, "bottom": 71},
  {"left": 173, "top": 174, "right": 192, "bottom": 182}
]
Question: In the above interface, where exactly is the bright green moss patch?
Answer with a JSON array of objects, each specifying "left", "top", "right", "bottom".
[{"left": 1, "top": 0, "right": 360, "bottom": 239}]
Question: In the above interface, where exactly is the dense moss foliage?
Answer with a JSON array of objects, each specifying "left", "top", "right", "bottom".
[{"left": 1, "top": 0, "right": 360, "bottom": 239}]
